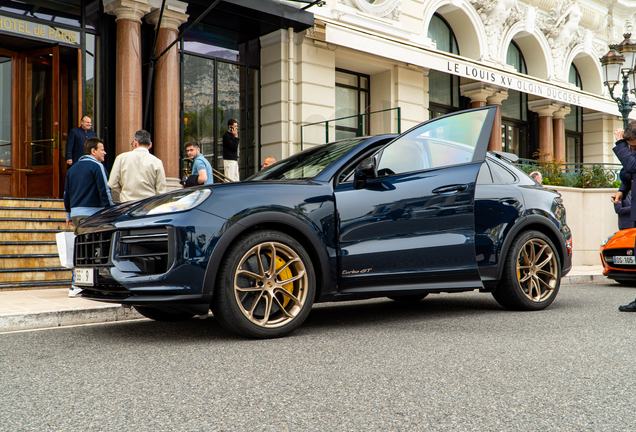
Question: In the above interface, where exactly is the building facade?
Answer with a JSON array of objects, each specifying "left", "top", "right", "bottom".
[{"left": 0, "top": 0, "right": 634, "bottom": 199}]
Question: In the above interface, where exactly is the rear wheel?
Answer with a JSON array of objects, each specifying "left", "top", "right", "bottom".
[
  {"left": 492, "top": 230, "right": 561, "bottom": 311},
  {"left": 133, "top": 306, "right": 195, "bottom": 322},
  {"left": 212, "top": 230, "right": 315, "bottom": 339}
]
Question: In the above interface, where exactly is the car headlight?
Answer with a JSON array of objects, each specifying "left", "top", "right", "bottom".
[
  {"left": 130, "top": 189, "right": 212, "bottom": 217},
  {"left": 601, "top": 233, "right": 616, "bottom": 247}
]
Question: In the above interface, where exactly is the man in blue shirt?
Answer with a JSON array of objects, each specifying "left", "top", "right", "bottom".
[
  {"left": 66, "top": 115, "right": 97, "bottom": 165},
  {"left": 63, "top": 137, "right": 114, "bottom": 228},
  {"left": 186, "top": 141, "right": 213, "bottom": 185}
]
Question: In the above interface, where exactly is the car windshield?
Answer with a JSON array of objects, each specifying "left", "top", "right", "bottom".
[{"left": 249, "top": 138, "right": 367, "bottom": 181}]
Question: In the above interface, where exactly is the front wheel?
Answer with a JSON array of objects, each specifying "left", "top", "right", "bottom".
[
  {"left": 492, "top": 230, "right": 561, "bottom": 311},
  {"left": 212, "top": 230, "right": 316, "bottom": 338}
]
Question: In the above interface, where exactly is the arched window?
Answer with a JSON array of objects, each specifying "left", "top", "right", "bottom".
[
  {"left": 501, "top": 41, "right": 528, "bottom": 157},
  {"left": 565, "top": 64, "right": 583, "bottom": 163},
  {"left": 427, "top": 14, "right": 463, "bottom": 117}
]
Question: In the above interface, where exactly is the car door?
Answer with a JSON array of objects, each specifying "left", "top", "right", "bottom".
[{"left": 334, "top": 106, "right": 497, "bottom": 293}]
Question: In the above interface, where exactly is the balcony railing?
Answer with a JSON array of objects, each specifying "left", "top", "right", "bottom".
[
  {"left": 517, "top": 158, "right": 622, "bottom": 188},
  {"left": 300, "top": 107, "right": 401, "bottom": 150}
]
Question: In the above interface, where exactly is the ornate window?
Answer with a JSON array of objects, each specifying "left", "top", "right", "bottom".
[
  {"left": 501, "top": 41, "right": 528, "bottom": 158},
  {"left": 565, "top": 64, "right": 583, "bottom": 163},
  {"left": 427, "top": 13, "right": 463, "bottom": 116}
]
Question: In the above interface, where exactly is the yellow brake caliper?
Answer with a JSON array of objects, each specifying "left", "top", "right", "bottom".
[{"left": 271, "top": 254, "right": 294, "bottom": 307}]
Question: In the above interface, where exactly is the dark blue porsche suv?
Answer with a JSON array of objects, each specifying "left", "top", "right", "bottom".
[{"left": 73, "top": 106, "right": 572, "bottom": 338}]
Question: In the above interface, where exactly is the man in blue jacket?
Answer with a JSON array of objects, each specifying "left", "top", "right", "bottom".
[
  {"left": 63, "top": 137, "right": 113, "bottom": 228},
  {"left": 65, "top": 115, "right": 97, "bottom": 165}
]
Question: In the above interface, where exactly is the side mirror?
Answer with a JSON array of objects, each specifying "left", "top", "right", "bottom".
[{"left": 353, "top": 156, "right": 378, "bottom": 189}]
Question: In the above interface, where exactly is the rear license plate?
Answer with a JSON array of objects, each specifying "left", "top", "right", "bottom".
[
  {"left": 613, "top": 256, "right": 636, "bottom": 265},
  {"left": 73, "top": 268, "right": 95, "bottom": 286}
]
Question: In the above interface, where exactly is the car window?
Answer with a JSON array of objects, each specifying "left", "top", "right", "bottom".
[
  {"left": 376, "top": 109, "right": 489, "bottom": 177},
  {"left": 250, "top": 138, "right": 366, "bottom": 181},
  {"left": 477, "top": 162, "right": 493, "bottom": 184},
  {"left": 488, "top": 159, "right": 518, "bottom": 184}
]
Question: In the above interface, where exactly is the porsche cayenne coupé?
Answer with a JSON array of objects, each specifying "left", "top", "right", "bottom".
[{"left": 73, "top": 106, "right": 572, "bottom": 338}]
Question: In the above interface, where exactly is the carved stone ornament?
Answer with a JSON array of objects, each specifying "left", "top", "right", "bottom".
[
  {"left": 469, "top": 0, "right": 524, "bottom": 62},
  {"left": 351, "top": 0, "right": 402, "bottom": 21}
]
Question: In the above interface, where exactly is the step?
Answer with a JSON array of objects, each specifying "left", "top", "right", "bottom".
[
  {"left": 0, "top": 267, "right": 72, "bottom": 284},
  {"left": 0, "top": 230, "right": 70, "bottom": 242},
  {"left": 0, "top": 198, "right": 64, "bottom": 209},
  {"left": 0, "top": 242, "right": 58, "bottom": 255},
  {"left": 0, "top": 218, "right": 69, "bottom": 231},
  {"left": 0, "top": 208, "right": 67, "bottom": 219},
  {"left": 0, "top": 280, "right": 72, "bottom": 291},
  {"left": 0, "top": 255, "right": 64, "bottom": 269}
]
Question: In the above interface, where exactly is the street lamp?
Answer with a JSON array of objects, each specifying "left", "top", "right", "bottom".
[{"left": 600, "top": 33, "right": 636, "bottom": 129}]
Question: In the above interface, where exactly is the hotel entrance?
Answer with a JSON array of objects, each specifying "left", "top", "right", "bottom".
[{"left": 0, "top": 43, "right": 80, "bottom": 198}]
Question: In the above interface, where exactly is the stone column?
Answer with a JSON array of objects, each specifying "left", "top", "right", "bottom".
[
  {"left": 552, "top": 106, "right": 571, "bottom": 162},
  {"left": 528, "top": 100, "right": 561, "bottom": 160},
  {"left": 146, "top": 8, "right": 188, "bottom": 186},
  {"left": 486, "top": 91, "right": 508, "bottom": 152},
  {"left": 104, "top": 0, "right": 152, "bottom": 157},
  {"left": 460, "top": 83, "right": 508, "bottom": 152}
]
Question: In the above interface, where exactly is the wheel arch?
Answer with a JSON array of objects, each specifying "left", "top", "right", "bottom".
[
  {"left": 201, "top": 212, "right": 331, "bottom": 302},
  {"left": 496, "top": 216, "right": 567, "bottom": 282}
]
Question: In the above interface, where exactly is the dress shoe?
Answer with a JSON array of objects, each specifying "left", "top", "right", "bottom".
[{"left": 619, "top": 300, "right": 636, "bottom": 312}]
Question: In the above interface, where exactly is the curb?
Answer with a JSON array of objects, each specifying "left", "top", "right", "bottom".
[
  {"left": 562, "top": 274, "right": 608, "bottom": 285},
  {"left": 0, "top": 305, "right": 143, "bottom": 333}
]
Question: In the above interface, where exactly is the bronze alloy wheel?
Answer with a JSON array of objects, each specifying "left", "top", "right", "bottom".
[
  {"left": 492, "top": 230, "right": 561, "bottom": 311},
  {"left": 233, "top": 241, "right": 309, "bottom": 328},
  {"left": 516, "top": 237, "right": 559, "bottom": 302}
]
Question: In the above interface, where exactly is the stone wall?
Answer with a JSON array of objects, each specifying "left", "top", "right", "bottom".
[{"left": 550, "top": 186, "right": 619, "bottom": 266}]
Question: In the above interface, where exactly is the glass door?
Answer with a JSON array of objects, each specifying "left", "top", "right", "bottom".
[
  {"left": 22, "top": 47, "right": 60, "bottom": 197},
  {"left": 0, "top": 48, "right": 14, "bottom": 196}
]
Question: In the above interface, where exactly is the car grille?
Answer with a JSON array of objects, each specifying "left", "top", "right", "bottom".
[
  {"left": 75, "top": 231, "right": 113, "bottom": 266},
  {"left": 603, "top": 248, "right": 636, "bottom": 270},
  {"left": 115, "top": 227, "right": 171, "bottom": 274}
]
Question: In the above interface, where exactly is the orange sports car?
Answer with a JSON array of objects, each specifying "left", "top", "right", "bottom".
[{"left": 601, "top": 228, "right": 636, "bottom": 285}]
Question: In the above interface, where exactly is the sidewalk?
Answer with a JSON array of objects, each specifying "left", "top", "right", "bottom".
[{"left": 0, "top": 265, "right": 610, "bottom": 333}]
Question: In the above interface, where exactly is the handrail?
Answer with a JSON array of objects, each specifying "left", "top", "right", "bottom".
[{"left": 300, "top": 107, "right": 401, "bottom": 150}]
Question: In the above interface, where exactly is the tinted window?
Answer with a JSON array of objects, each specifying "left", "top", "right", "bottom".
[
  {"left": 250, "top": 138, "right": 366, "bottom": 181},
  {"left": 477, "top": 162, "right": 493, "bottom": 184},
  {"left": 377, "top": 109, "right": 488, "bottom": 176},
  {"left": 488, "top": 160, "right": 517, "bottom": 184}
]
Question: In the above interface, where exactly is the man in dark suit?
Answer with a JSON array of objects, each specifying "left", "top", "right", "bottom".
[
  {"left": 610, "top": 122, "right": 636, "bottom": 311},
  {"left": 65, "top": 115, "right": 97, "bottom": 165}
]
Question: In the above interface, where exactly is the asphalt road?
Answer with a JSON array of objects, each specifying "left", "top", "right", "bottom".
[{"left": 2, "top": 282, "right": 636, "bottom": 432}]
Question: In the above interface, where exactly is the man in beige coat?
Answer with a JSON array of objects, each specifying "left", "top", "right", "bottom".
[{"left": 108, "top": 130, "right": 166, "bottom": 202}]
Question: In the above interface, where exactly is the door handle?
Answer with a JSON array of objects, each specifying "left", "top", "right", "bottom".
[
  {"left": 499, "top": 198, "right": 519, "bottom": 206},
  {"left": 432, "top": 184, "right": 468, "bottom": 195},
  {"left": 2, "top": 168, "right": 34, "bottom": 173}
]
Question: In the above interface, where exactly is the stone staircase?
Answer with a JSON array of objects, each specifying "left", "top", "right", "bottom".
[{"left": 0, "top": 197, "right": 73, "bottom": 291}]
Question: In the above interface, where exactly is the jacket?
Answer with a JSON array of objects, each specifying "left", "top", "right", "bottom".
[{"left": 63, "top": 155, "right": 113, "bottom": 219}]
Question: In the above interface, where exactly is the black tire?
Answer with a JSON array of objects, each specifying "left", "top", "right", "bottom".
[
  {"left": 212, "top": 230, "right": 316, "bottom": 339},
  {"left": 133, "top": 306, "right": 195, "bottom": 322},
  {"left": 388, "top": 294, "right": 428, "bottom": 302},
  {"left": 492, "top": 230, "right": 561, "bottom": 311}
]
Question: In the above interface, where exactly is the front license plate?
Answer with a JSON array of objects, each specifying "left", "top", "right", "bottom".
[
  {"left": 613, "top": 256, "right": 636, "bottom": 265},
  {"left": 73, "top": 268, "right": 95, "bottom": 286}
]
